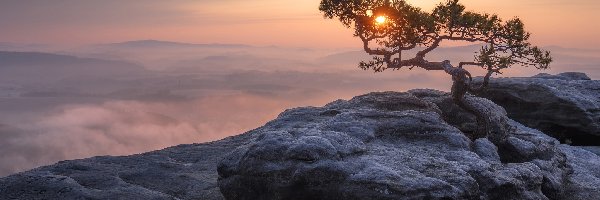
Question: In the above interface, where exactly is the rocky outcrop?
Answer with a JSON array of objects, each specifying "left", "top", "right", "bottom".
[
  {"left": 580, "top": 146, "right": 600, "bottom": 156},
  {"left": 217, "top": 90, "right": 599, "bottom": 200},
  {"left": 559, "top": 145, "right": 600, "bottom": 199},
  {"left": 473, "top": 72, "right": 600, "bottom": 145},
  {"left": 0, "top": 134, "right": 256, "bottom": 200},
  {"left": 2, "top": 90, "right": 600, "bottom": 200}
]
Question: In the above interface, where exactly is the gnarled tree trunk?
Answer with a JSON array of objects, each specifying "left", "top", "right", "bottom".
[{"left": 440, "top": 60, "right": 506, "bottom": 144}]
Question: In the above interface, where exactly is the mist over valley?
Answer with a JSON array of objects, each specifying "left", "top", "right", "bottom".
[{"left": 1, "top": 40, "right": 599, "bottom": 176}]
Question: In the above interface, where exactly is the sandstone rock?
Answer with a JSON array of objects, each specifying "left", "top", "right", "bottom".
[
  {"left": 473, "top": 72, "right": 600, "bottom": 145},
  {"left": 218, "top": 91, "right": 591, "bottom": 200},
  {"left": 532, "top": 72, "right": 591, "bottom": 81},
  {"left": 0, "top": 134, "right": 256, "bottom": 200},
  {"left": 580, "top": 146, "right": 600, "bottom": 156},
  {"left": 559, "top": 145, "right": 600, "bottom": 199}
]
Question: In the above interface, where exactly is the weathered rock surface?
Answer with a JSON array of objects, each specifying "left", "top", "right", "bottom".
[
  {"left": 2, "top": 90, "right": 600, "bottom": 200},
  {"left": 580, "top": 146, "right": 600, "bottom": 156},
  {"left": 474, "top": 72, "right": 600, "bottom": 145},
  {"left": 218, "top": 90, "right": 600, "bottom": 200},
  {"left": 559, "top": 145, "right": 600, "bottom": 199},
  {"left": 0, "top": 133, "right": 256, "bottom": 200}
]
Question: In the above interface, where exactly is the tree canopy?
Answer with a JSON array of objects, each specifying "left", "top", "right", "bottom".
[
  {"left": 319, "top": 0, "right": 552, "bottom": 80},
  {"left": 320, "top": 0, "right": 553, "bottom": 141}
]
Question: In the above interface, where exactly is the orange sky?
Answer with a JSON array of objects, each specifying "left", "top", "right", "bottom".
[{"left": 0, "top": 0, "right": 598, "bottom": 49}]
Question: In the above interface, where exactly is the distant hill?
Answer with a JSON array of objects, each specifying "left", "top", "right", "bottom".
[
  {"left": 101, "top": 40, "right": 251, "bottom": 49},
  {"left": 0, "top": 51, "right": 147, "bottom": 83},
  {"left": 316, "top": 50, "right": 369, "bottom": 65},
  {"left": 0, "top": 42, "right": 52, "bottom": 52}
]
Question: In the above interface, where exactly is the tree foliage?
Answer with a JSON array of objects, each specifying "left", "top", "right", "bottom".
[
  {"left": 320, "top": 0, "right": 553, "bottom": 141},
  {"left": 319, "top": 0, "right": 552, "bottom": 82}
]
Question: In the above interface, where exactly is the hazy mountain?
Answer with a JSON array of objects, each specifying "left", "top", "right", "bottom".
[
  {"left": 0, "top": 42, "right": 53, "bottom": 52},
  {"left": 74, "top": 40, "right": 321, "bottom": 70},
  {"left": 170, "top": 54, "right": 319, "bottom": 73},
  {"left": 99, "top": 40, "right": 251, "bottom": 49},
  {"left": 0, "top": 51, "right": 147, "bottom": 84}
]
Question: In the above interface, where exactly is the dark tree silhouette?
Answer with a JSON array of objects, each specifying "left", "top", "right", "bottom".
[{"left": 319, "top": 0, "right": 552, "bottom": 142}]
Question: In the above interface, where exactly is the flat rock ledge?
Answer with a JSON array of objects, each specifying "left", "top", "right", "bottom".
[{"left": 218, "top": 90, "right": 600, "bottom": 200}]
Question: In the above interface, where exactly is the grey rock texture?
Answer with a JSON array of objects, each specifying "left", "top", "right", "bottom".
[
  {"left": 473, "top": 72, "right": 600, "bottom": 145},
  {"left": 580, "top": 146, "right": 600, "bottom": 156},
  {"left": 218, "top": 91, "right": 600, "bottom": 200},
  {"left": 0, "top": 134, "right": 256, "bottom": 200},
  {"left": 559, "top": 145, "right": 600, "bottom": 200},
  {"left": 2, "top": 90, "right": 600, "bottom": 200},
  {"left": 532, "top": 72, "right": 591, "bottom": 81}
]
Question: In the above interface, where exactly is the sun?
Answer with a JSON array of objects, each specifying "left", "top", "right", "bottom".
[{"left": 375, "top": 16, "right": 387, "bottom": 24}]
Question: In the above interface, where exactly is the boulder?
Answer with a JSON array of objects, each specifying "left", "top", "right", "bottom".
[
  {"left": 218, "top": 91, "right": 598, "bottom": 200},
  {"left": 473, "top": 72, "right": 600, "bottom": 145}
]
